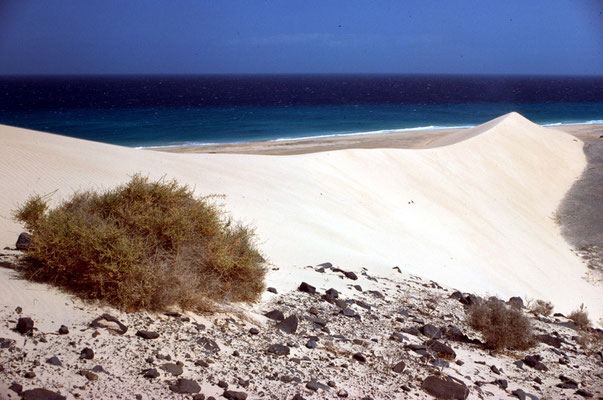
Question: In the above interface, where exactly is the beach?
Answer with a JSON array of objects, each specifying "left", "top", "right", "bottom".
[{"left": 0, "top": 113, "right": 602, "bottom": 399}]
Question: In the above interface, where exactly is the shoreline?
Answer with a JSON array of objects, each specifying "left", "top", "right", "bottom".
[{"left": 150, "top": 122, "right": 603, "bottom": 156}]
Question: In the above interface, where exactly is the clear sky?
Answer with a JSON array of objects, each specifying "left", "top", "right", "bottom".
[{"left": 0, "top": 0, "right": 601, "bottom": 76}]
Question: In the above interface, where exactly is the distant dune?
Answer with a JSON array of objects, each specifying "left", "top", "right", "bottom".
[{"left": 0, "top": 112, "right": 600, "bottom": 322}]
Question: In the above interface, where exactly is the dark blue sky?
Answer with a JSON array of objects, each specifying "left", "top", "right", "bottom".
[{"left": 0, "top": 1, "right": 601, "bottom": 75}]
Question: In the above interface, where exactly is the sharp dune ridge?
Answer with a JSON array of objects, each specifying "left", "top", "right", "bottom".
[{"left": 0, "top": 112, "right": 600, "bottom": 323}]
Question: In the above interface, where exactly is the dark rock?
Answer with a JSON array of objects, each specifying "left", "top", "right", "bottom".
[
  {"left": 389, "top": 332, "right": 407, "bottom": 342},
  {"left": 392, "top": 361, "right": 405, "bottom": 373},
  {"left": 306, "top": 340, "right": 318, "bottom": 349},
  {"left": 267, "top": 344, "right": 290, "bottom": 356},
  {"left": 508, "top": 296, "right": 524, "bottom": 309},
  {"left": 490, "top": 365, "right": 500, "bottom": 375},
  {"left": 343, "top": 271, "right": 358, "bottom": 280},
  {"left": 536, "top": 334, "right": 562, "bottom": 349},
  {"left": 298, "top": 282, "right": 316, "bottom": 294},
  {"left": 164, "top": 311, "right": 181, "bottom": 318},
  {"left": 264, "top": 310, "right": 285, "bottom": 321},
  {"left": 169, "top": 378, "right": 201, "bottom": 394},
  {"left": 136, "top": 330, "right": 159, "bottom": 339},
  {"left": 193, "top": 395, "right": 205, "bottom": 400},
  {"left": 337, "top": 389, "right": 349, "bottom": 397},
  {"left": 267, "top": 287, "right": 278, "bottom": 294},
  {"left": 368, "top": 290, "right": 384, "bottom": 299},
  {"left": 275, "top": 315, "right": 298, "bottom": 334},
  {"left": 16, "top": 317, "right": 34, "bottom": 335},
  {"left": 161, "top": 363, "right": 183, "bottom": 376},
  {"left": 306, "top": 315, "right": 327, "bottom": 327},
  {"left": 91, "top": 365, "right": 106, "bottom": 373},
  {"left": 16, "top": 232, "right": 32, "bottom": 250},
  {"left": 420, "top": 324, "right": 442, "bottom": 339},
  {"left": 195, "top": 359, "right": 209, "bottom": 367},
  {"left": 143, "top": 368, "right": 160, "bottom": 379},
  {"left": 24, "top": 371, "right": 36, "bottom": 378},
  {"left": 511, "top": 389, "right": 526, "bottom": 400},
  {"left": 58, "top": 325, "right": 69, "bottom": 335},
  {"left": 9, "top": 382, "right": 23, "bottom": 394},
  {"left": 325, "top": 288, "right": 339, "bottom": 298},
  {"left": 401, "top": 327, "right": 421, "bottom": 336},
  {"left": 80, "top": 347, "right": 94, "bottom": 360},
  {"left": 197, "top": 337, "right": 220, "bottom": 353},
  {"left": 406, "top": 343, "right": 428, "bottom": 356},
  {"left": 445, "top": 325, "right": 471, "bottom": 343},
  {"left": 557, "top": 383, "right": 578, "bottom": 389},
  {"left": 318, "top": 262, "right": 333, "bottom": 269},
  {"left": 342, "top": 308, "right": 359, "bottom": 318},
  {"left": 89, "top": 314, "right": 128, "bottom": 335},
  {"left": 575, "top": 389, "right": 593, "bottom": 398},
  {"left": 354, "top": 300, "right": 372, "bottom": 310},
  {"left": 493, "top": 379, "right": 508, "bottom": 389},
  {"left": 421, "top": 375, "right": 469, "bottom": 399},
  {"left": 292, "top": 394, "right": 307, "bottom": 400},
  {"left": 352, "top": 353, "right": 366, "bottom": 362},
  {"left": 425, "top": 339, "right": 456, "bottom": 359},
  {"left": 217, "top": 380, "right": 228, "bottom": 389},
  {"left": 238, "top": 378, "right": 249, "bottom": 388},
  {"left": 249, "top": 327, "right": 259, "bottom": 335},
  {"left": 46, "top": 356, "right": 62, "bottom": 366},
  {"left": 523, "top": 355, "right": 547, "bottom": 371},
  {"left": 79, "top": 370, "right": 98, "bottom": 381},
  {"left": 223, "top": 390, "right": 247, "bottom": 400},
  {"left": 0, "top": 337, "right": 16, "bottom": 348},
  {"left": 328, "top": 381, "right": 336, "bottom": 388},
  {"left": 513, "top": 360, "right": 524, "bottom": 369},
  {"left": 353, "top": 284, "right": 362, "bottom": 291},
  {"left": 21, "top": 388, "right": 67, "bottom": 400}
]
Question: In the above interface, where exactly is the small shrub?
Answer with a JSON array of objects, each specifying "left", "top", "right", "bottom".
[
  {"left": 13, "top": 175, "right": 266, "bottom": 311},
  {"left": 529, "top": 299, "right": 554, "bottom": 317},
  {"left": 568, "top": 304, "right": 591, "bottom": 328},
  {"left": 467, "top": 297, "right": 534, "bottom": 351}
]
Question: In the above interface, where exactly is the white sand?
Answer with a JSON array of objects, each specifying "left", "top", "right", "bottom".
[{"left": 0, "top": 112, "right": 600, "bottom": 324}]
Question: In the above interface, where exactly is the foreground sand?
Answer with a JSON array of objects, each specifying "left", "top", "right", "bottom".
[{"left": 1, "top": 112, "right": 603, "bottom": 398}]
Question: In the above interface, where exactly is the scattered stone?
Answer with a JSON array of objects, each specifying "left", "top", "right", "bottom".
[
  {"left": 425, "top": 339, "right": 456, "bottom": 359},
  {"left": 24, "top": 371, "right": 36, "bottom": 378},
  {"left": 342, "top": 308, "right": 359, "bottom": 318},
  {"left": 267, "top": 344, "right": 290, "bottom": 356},
  {"left": 0, "top": 337, "right": 16, "bottom": 349},
  {"left": 9, "top": 382, "right": 23, "bottom": 394},
  {"left": 575, "top": 389, "right": 593, "bottom": 398},
  {"left": 197, "top": 337, "right": 220, "bottom": 353},
  {"left": 21, "top": 388, "right": 67, "bottom": 400},
  {"left": 89, "top": 314, "right": 128, "bottom": 335},
  {"left": 264, "top": 310, "right": 285, "bottom": 321},
  {"left": 223, "top": 390, "right": 247, "bottom": 400},
  {"left": 249, "top": 327, "right": 259, "bottom": 335},
  {"left": 523, "top": 355, "right": 547, "bottom": 371},
  {"left": 343, "top": 271, "right": 358, "bottom": 280},
  {"left": 161, "top": 362, "right": 183, "bottom": 376},
  {"left": 353, "top": 284, "right": 362, "bottom": 291},
  {"left": 195, "top": 359, "right": 209, "bottom": 367},
  {"left": 217, "top": 380, "right": 228, "bottom": 389},
  {"left": 306, "top": 380, "right": 331, "bottom": 391},
  {"left": 421, "top": 375, "right": 469, "bottom": 400},
  {"left": 275, "top": 314, "right": 298, "bottom": 334},
  {"left": 298, "top": 282, "right": 316, "bottom": 294},
  {"left": 16, "top": 232, "right": 32, "bottom": 250},
  {"left": 143, "top": 368, "right": 160, "bottom": 379},
  {"left": 306, "top": 340, "right": 318, "bottom": 349},
  {"left": 169, "top": 378, "right": 201, "bottom": 394},
  {"left": 80, "top": 347, "right": 94, "bottom": 360},
  {"left": 511, "top": 389, "right": 526, "bottom": 400},
  {"left": 508, "top": 296, "right": 524, "bottom": 309},
  {"left": 490, "top": 365, "right": 500, "bottom": 375},
  {"left": 493, "top": 379, "right": 508, "bottom": 389},
  {"left": 46, "top": 356, "right": 62, "bottom": 366},
  {"left": 136, "top": 330, "right": 160, "bottom": 339},
  {"left": 306, "top": 315, "right": 327, "bottom": 327},
  {"left": 318, "top": 262, "right": 333, "bottom": 269},
  {"left": 401, "top": 327, "right": 421, "bottom": 336},
  {"left": 292, "top": 394, "right": 306, "bottom": 400},
  {"left": 16, "top": 317, "right": 34, "bottom": 335},
  {"left": 267, "top": 287, "right": 278, "bottom": 294},
  {"left": 420, "top": 324, "right": 441, "bottom": 339},
  {"left": 337, "top": 389, "right": 349, "bottom": 397},
  {"left": 392, "top": 360, "right": 405, "bottom": 373},
  {"left": 352, "top": 353, "right": 366, "bottom": 363},
  {"left": 58, "top": 325, "right": 69, "bottom": 335},
  {"left": 79, "top": 370, "right": 98, "bottom": 381},
  {"left": 325, "top": 288, "right": 339, "bottom": 298},
  {"left": 536, "top": 334, "right": 562, "bottom": 348},
  {"left": 91, "top": 365, "right": 106, "bottom": 373}
]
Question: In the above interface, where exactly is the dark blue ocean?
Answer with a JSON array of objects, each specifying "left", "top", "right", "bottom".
[{"left": 1, "top": 75, "right": 602, "bottom": 147}]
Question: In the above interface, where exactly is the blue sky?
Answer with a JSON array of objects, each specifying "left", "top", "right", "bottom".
[{"left": 0, "top": 0, "right": 601, "bottom": 75}]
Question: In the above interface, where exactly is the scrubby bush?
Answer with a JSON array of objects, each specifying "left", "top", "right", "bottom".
[
  {"left": 568, "top": 304, "right": 591, "bottom": 328},
  {"left": 529, "top": 299, "right": 554, "bottom": 317},
  {"left": 13, "top": 175, "right": 266, "bottom": 311},
  {"left": 467, "top": 297, "right": 534, "bottom": 351}
]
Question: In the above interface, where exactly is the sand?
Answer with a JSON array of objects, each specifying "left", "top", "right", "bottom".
[{"left": 0, "top": 112, "right": 600, "bottom": 325}]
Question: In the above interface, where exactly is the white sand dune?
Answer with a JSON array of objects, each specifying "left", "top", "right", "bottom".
[{"left": 0, "top": 112, "right": 600, "bottom": 323}]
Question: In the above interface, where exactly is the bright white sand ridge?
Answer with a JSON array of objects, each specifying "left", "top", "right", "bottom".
[{"left": 0, "top": 112, "right": 600, "bottom": 323}]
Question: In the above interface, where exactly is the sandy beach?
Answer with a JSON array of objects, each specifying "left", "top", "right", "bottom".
[{"left": 1, "top": 113, "right": 602, "bottom": 399}]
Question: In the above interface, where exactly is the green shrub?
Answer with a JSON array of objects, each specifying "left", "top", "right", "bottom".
[
  {"left": 467, "top": 297, "right": 534, "bottom": 351},
  {"left": 13, "top": 175, "right": 266, "bottom": 311}
]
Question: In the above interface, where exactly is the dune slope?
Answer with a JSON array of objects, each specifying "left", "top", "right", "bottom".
[{"left": 0, "top": 112, "right": 599, "bottom": 321}]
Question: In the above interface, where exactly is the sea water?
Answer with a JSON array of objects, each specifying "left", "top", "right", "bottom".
[{"left": 1, "top": 75, "right": 602, "bottom": 147}]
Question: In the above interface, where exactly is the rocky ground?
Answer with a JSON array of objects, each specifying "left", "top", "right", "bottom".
[{"left": 0, "top": 252, "right": 602, "bottom": 400}]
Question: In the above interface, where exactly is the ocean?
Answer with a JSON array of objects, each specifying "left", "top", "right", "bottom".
[{"left": 1, "top": 75, "right": 602, "bottom": 148}]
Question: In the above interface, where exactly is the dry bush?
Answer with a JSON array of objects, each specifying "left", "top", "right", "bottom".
[
  {"left": 529, "top": 299, "right": 554, "bottom": 317},
  {"left": 568, "top": 304, "right": 591, "bottom": 328},
  {"left": 467, "top": 297, "right": 534, "bottom": 351},
  {"left": 13, "top": 175, "right": 266, "bottom": 311}
]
